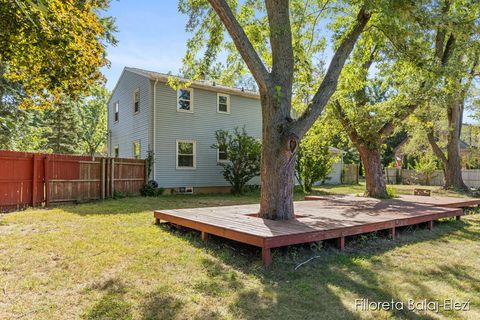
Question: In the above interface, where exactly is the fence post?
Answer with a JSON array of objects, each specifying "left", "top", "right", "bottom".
[
  {"left": 44, "top": 156, "right": 50, "bottom": 206},
  {"left": 111, "top": 158, "right": 115, "bottom": 197},
  {"left": 32, "top": 154, "right": 38, "bottom": 207},
  {"left": 101, "top": 158, "right": 106, "bottom": 200}
]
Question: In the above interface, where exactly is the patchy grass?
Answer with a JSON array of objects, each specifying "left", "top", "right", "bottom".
[{"left": 0, "top": 185, "right": 479, "bottom": 319}]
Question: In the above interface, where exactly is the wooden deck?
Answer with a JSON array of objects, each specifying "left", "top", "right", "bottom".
[
  {"left": 154, "top": 196, "right": 463, "bottom": 267},
  {"left": 305, "top": 195, "right": 480, "bottom": 209}
]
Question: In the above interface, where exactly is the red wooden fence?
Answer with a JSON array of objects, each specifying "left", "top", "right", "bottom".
[{"left": 0, "top": 150, "right": 146, "bottom": 212}]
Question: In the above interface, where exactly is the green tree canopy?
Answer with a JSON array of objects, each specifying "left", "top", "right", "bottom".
[{"left": 0, "top": 0, "right": 117, "bottom": 108}]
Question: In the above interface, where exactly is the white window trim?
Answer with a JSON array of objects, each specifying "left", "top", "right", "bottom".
[
  {"left": 132, "top": 140, "right": 141, "bottom": 159},
  {"left": 133, "top": 88, "right": 140, "bottom": 114},
  {"left": 176, "top": 139, "right": 196, "bottom": 169},
  {"left": 114, "top": 145, "right": 119, "bottom": 158},
  {"left": 114, "top": 101, "right": 119, "bottom": 123},
  {"left": 176, "top": 88, "right": 194, "bottom": 113},
  {"left": 217, "top": 93, "right": 230, "bottom": 114},
  {"left": 217, "top": 147, "right": 229, "bottom": 163}
]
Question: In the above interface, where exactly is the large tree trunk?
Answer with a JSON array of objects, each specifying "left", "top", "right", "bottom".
[
  {"left": 427, "top": 101, "right": 468, "bottom": 191},
  {"left": 258, "top": 93, "right": 298, "bottom": 220},
  {"left": 358, "top": 146, "right": 388, "bottom": 198},
  {"left": 444, "top": 102, "right": 468, "bottom": 190}
]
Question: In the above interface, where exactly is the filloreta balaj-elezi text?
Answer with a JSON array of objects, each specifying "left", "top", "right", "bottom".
[{"left": 354, "top": 298, "right": 471, "bottom": 313}]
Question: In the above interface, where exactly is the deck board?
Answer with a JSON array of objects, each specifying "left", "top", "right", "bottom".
[{"left": 154, "top": 196, "right": 463, "bottom": 267}]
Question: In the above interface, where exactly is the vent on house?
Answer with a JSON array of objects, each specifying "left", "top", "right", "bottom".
[{"left": 178, "top": 186, "right": 194, "bottom": 194}]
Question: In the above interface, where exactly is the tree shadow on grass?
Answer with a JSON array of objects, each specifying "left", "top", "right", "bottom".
[
  {"left": 82, "top": 278, "right": 133, "bottom": 320},
  {"left": 153, "top": 218, "right": 479, "bottom": 319}
]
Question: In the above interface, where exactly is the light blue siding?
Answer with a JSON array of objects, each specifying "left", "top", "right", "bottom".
[
  {"left": 108, "top": 71, "right": 151, "bottom": 159},
  {"left": 153, "top": 83, "right": 262, "bottom": 187}
]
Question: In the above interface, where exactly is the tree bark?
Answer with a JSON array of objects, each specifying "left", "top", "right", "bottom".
[
  {"left": 258, "top": 92, "right": 298, "bottom": 220},
  {"left": 444, "top": 101, "right": 468, "bottom": 190},
  {"left": 358, "top": 146, "right": 388, "bottom": 198},
  {"left": 426, "top": 101, "right": 468, "bottom": 191}
]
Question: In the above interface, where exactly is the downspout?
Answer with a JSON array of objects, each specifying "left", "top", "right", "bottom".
[{"left": 153, "top": 79, "right": 158, "bottom": 180}]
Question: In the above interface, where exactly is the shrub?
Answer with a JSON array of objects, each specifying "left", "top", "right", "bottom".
[
  {"left": 140, "top": 181, "right": 164, "bottom": 197},
  {"left": 295, "top": 130, "right": 335, "bottom": 192},
  {"left": 211, "top": 127, "right": 261, "bottom": 195},
  {"left": 386, "top": 186, "right": 397, "bottom": 198}
]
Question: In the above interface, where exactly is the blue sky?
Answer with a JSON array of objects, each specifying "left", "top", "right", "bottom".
[
  {"left": 101, "top": 1, "right": 189, "bottom": 91},
  {"left": 102, "top": 1, "right": 477, "bottom": 123}
]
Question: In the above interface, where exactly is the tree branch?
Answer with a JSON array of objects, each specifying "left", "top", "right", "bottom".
[
  {"left": 292, "top": 6, "right": 371, "bottom": 137},
  {"left": 207, "top": 0, "right": 271, "bottom": 90},
  {"left": 265, "top": 0, "right": 293, "bottom": 89},
  {"left": 334, "top": 100, "right": 361, "bottom": 145},
  {"left": 427, "top": 129, "right": 448, "bottom": 165},
  {"left": 378, "top": 103, "right": 418, "bottom": 137}
]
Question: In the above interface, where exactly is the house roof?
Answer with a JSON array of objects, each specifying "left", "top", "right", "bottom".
[{"left": 124, "top": 67, "right": 260, "bottom": 100}]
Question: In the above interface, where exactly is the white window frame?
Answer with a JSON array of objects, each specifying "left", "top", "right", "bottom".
[
  {"left": 133, "top": 88, "right": 140, "bottom": 114},
  {"left": 217, "top": 93, "right": 230, "bottom": 114},
  {"left": 114, "top": 101, "right": 119, "bottom": 123},
  {"left": 176, "top": 140, "right": 196, "bottom": 169},
  {"left": 176, "top": 88, "right": 194, "bottom": 113},
  {"left": 132, "top": 140, "right": 141, "bottom": 159},
  {"left": 217, "top": 146, "right": 228, "bottom": 163},
  {"left": 113, "top": 145, "right": 119, "bottom": 158}
]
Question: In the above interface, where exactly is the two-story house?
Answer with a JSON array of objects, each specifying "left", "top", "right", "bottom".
[{"left": 108, "top": 67, "right": 262, "bottom": 193}]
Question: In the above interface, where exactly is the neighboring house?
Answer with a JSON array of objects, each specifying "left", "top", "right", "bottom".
[{"left": 108, "top": 66, "right": 344, "bottom": 193}]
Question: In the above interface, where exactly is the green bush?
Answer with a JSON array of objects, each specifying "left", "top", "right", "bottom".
[
  {"left": 140, "top": 184, "right": 164, "bottom": 197},
  {"left": 386, "top": 185, "right": 397, "bottom": 198},
  {"left": 211, "top": 127, "right": 261, "bottom": 195}
]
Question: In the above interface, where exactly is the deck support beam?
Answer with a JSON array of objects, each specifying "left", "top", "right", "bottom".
[
  {"left": 335, "top": 237, "right": 345, "bottom": 250},
  {"left": 155, "top": 218, "right": 161, "bottom": 225},
  {"left": 262, "top": 248, "right": 271, "bottom": 268},
  {"left": 427, "top": 220, "right": 434, "bottom": 230},
  {"left": 201, "top": 231, "right": 209, "bottom": 241},
  {"left": 389, "top": 227, "right": 396, "bottom": 240}
]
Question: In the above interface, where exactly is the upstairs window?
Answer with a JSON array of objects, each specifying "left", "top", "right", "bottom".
[
  {"left": 133, "top": 88, "right": 140, "bottom": 113},
  {"left": 176, "top": 140, "right": 196, "bottom": 169},
  {"left": 114, "top": 102, "right": 119, "bottom": 122},
  {"left": 217, "top": 94, "right": 230, "bottom": 113},
  {"left": 114, "top": 145, "right": 119, "bottom": 158},
  {"left": 132, "top": 141, "right": 140, "bottom": 159},
  {"left": 177, "top": 88, "right": 193, "bottom": 112},
  {"left": 217, "top": 145, "right": 228, "bottom": 162}
]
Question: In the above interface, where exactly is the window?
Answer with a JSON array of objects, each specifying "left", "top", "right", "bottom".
[
  {"left": 132, "top": 141, "right": 140, "bottom": 159},
  {"left": 217, "top": 93, "right": 230, "bottom": 113},
  {"left": 114, "top": 145, "right": 119, "bottom": 158},
  {"left": 114, "top": 102, "right": 119, "bottom": 122},
  {"left": 177, "top": 88, "right": 193, "bottom": 112},
  {"left": 133, "top": 88, "right": 140, "bottom": 113},
  {"left": 217, "top": 145, "right": 228, "bottom": 162},
  {"left": 176, "top": 140, "right": 196, "bottom": 169}
]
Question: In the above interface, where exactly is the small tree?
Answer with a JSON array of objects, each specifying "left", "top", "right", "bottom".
[
  {"left": 295, "top": 130, "right": 335, "bottom": 192},
  {"left": 211, "top": 127, "right": 261, "bottom": 194},
  {"left": 414, "top": 154, "right": 438, "bottom": 186}
]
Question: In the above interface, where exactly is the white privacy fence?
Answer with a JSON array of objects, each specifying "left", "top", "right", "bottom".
[{"left": 385, "top": 168, "right": 480, "bottom": 188}]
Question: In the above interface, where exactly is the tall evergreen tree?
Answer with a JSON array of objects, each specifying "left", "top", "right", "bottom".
[{"left": 43, "top": 101, "right": 80, "bottom": 154}]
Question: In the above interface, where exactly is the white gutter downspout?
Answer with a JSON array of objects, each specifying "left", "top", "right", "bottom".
[{"left": 152, "top": 79, "right": 158, "bottom": 181}]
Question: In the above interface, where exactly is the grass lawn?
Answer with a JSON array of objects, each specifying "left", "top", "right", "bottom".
[{"left": 0, "top": 184, "right": 479, "bottom": 319}]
